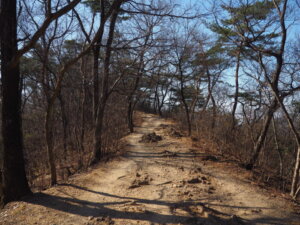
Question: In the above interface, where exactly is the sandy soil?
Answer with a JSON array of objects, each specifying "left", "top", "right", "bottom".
[{"left": 1, "top": 113, "right": 300, "bottom": 225}]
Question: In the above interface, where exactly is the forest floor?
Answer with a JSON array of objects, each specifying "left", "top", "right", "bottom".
[{"left": 1, "top": 113, "right": 300, "bottom": 225}]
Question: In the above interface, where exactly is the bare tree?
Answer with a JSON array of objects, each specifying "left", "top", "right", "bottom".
[
  {"left": 92, "top": 0, "right": 125, "bottom": 163},
  {"left": 0, "top": 0, "right": 81, "bottom": 206}
]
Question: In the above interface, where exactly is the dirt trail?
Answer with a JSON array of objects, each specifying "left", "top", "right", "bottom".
[{"left": 1, "top": 113, "right": 300, "bottom": 225}]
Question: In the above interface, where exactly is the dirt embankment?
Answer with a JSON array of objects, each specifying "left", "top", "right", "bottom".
[{"left": 1, "top": 113, "right": 299, "bottom": 225}]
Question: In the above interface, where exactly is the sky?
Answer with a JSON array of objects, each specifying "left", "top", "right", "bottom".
[{"left": 175, "top": 0, "right": 300, "bottom": 84}]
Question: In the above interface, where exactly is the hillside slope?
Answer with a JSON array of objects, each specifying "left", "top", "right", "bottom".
[{"left": 1, "top": 113, "right": 299, "bottom": 225}]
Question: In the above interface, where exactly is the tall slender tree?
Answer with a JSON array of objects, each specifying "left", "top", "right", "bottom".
[
  {"left": 0, "top": 0, "right": 81, "bottom": 206},
  {"left": 0, "top": 0, "right": 32, "bottom": 206}
]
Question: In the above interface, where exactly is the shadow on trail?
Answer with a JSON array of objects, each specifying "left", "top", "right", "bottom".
[{"left": 23, "top": 184, "right": 291, "bottom": 225}]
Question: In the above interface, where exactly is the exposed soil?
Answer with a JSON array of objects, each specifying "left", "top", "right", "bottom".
[{"left": 1, "top": 113, "right": 300, "bottom": 225}]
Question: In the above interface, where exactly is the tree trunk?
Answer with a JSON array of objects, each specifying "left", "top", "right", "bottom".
[
  {"left": 190, "top": 75, "right": 201, "bottom": 126},
  {"left": 189, "top": 91, "right": 198, "bottom": 125},
  {"left": 271, "top": 94, "right": 300, "bottom": 198},
  {"left": 269, "top": 89, "right": 300, "bottom": 198},
  {"left": 79, "top": 57, "right": 86, "bottom": 168},
  {"left": 231, "top": 48, "right": 241, "bottom": 129},
  {"left": 154, "top": 84, "right": 160, "bottom": 114},
  {"left": 92, "top": 2, "right": 107, "bottom": 122},
  {"left": 93, "top": 100, "right": 107, "bottom": 163},
  {"left": 127, "top": 92, "right": 140, "bottom": 133},
  {"left": 207, "top": 69, "right": 217, "bottom": 129},
  {"left": 267, "top": 81, "right": 300, "bottom": 199},
  {"left": 156, "top": 96, "right": 163, "bottom": 116},
  {"left": 0, "top": 0, "right": 31, "bottom": 206},
  {"left": 246, "top": 99, "right": 278, "bottom": 170},
  {"left": 292, "top": 147, "right": 300, "bottom": 198},
  {"left": 58, "top": 93, "right": 68, "bottom": 155},
  {"left": 126, "top": 30, "right": 150, "bottom": 131},
  {"left": 158, "top": 103, "right": 164, "bottom": 117},
  {"left": 127, "top": 101, "right": 134, "bottom": 133},
  {"left": 272, "top": 116, "right": 283, "bottom": 179},
  {"left": 92, "top": 2, "right": 122, "bottom": 164},
  {"left": 179, "top": 66, "right": 191, "bottom": 136},
  {"left": 93, "top": 47, "right": 100, "bottom": 121},
  {"left": 183, "top": 101, "right": 192, "bottom": 136},
  {"left": 202, "top": 68, "right": 217, "bottom": 129},
  {"left": 45, "top": 101, "right": 57, "bottom": 185},
  {"left": 211, "top": 94, "right": 217, "bottom": 130}
]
